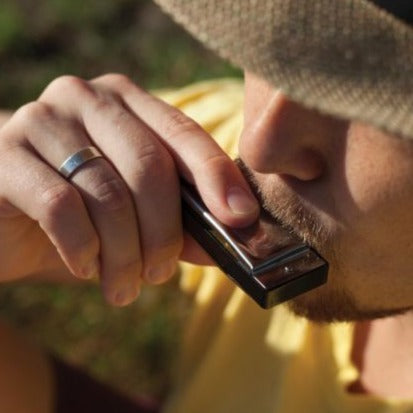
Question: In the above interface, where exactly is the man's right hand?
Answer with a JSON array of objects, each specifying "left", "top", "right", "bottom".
[{"left": 0, "top": 74, "right": 259, "bottom": 306}]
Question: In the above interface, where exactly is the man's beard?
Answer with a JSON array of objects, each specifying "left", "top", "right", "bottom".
[{"left": 235, "top": 158, "right": 412, "bottom": 322}]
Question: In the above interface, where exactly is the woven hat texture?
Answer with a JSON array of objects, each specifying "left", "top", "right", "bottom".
[{"left": 154, "top": 0, "right": 413, "bottom": 139}]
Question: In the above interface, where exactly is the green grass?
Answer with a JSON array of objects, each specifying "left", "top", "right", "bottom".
[
  {"left": 0, "top": 0, "right": 240, "bottom": 400},
  {"left": 0, "top": 278, "right": 190, "bottom": 398},
  {"left": 0, "top": 0, "right": 241, "bottom": 107}
]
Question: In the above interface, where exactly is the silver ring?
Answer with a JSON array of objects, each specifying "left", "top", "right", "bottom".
[{"left": 59, "top": 146, "right": 104, "bottom": 178}]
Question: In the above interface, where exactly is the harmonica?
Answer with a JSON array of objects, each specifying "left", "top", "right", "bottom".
[{"left": 181, "top": 182, "right": 328, "bottom": 309}]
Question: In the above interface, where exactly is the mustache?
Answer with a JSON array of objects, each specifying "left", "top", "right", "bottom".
[{"left": 235, "top": 158, "right": 332, "bottom": 253}]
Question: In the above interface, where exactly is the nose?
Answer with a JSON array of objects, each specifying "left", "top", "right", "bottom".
[{"left": 240, "top": 76, "right": 341, "bottom": 181}]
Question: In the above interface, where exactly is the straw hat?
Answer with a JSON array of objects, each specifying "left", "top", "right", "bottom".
[{"left": 153, "top": 0, "right": 413, "bottom": 139}]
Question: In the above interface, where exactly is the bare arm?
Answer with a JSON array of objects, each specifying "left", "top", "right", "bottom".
[{"left": 0, "top": 320, "right": 54, "bottom": 413}]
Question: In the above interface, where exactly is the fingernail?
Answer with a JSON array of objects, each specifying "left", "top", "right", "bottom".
[
  {"left": 147, "top": 259, "right": 177, "bottom": 284},
  {"left": 80, "top": 258, "right": 100, "bottom": 280},
  {"left": 114, "top": 285, "right": 140, "bottom": 307},
  {"left": 226, "top": 186, "right": 258, "bottom": 216}
]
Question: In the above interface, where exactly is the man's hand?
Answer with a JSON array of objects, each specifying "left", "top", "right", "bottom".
[{"left": 0, "top": 74, "right": 259, "bottom": 306}]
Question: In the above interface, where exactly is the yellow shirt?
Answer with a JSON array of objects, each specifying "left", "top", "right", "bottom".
[{"left": 156, "top": 79, "right": 413, "bottom": 413}]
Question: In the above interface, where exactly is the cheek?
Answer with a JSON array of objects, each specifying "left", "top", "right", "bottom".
[
  {"left": 343, "top": 124, "right": 413, "bottom": 216},
  {"left": 329, "top": 127, "right": 413, "bottom": 310},
  {"left": 337, "top": 123, "right": 413, "bottom": 270}
]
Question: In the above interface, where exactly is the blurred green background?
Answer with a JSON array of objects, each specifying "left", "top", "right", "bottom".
[
  {"left": 0, "top": 0, "right": 241, "bottom": 402},
  {"left": 0, "top": 0, "right": 241, "bottom": 108}
]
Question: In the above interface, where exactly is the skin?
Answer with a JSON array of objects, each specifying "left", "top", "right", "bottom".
[
  {"left": 0, "top": 76, "right": 259, "bottom": 412},
  {"left": 0, "top": 320, "right": 54, "bottom": 413},
  {"left": 1, "top": 67, "right": 413, "bottom": 408},
  {"left": 240, "top": 72, "right": 413, "bottom": 397},
  {"left": 241, "top": 72, "right": 413, "bottom": 321},
  {"left": 0, "top": 74, "right": 259, "bottom": 306}
]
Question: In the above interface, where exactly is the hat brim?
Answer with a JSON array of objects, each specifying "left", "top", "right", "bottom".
[{"left": 154, "top": 0, "right": 413, "bottom": 139}]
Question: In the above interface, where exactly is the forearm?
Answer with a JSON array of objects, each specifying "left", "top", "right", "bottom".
[{"left": 0, "top": 319, "right": 54, "bottom": 413}]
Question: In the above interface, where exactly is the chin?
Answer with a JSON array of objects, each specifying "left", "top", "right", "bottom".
[{"left": 287, "top": 283, "right": 412, "bottom": 323}]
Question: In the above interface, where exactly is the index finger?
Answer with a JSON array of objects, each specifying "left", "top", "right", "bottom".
[{"left": 93, "top": 75, "right": 259, "bottom": 228}]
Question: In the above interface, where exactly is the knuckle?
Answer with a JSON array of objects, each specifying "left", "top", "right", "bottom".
[
  {"left": 162, "top": 109, "right": 199, "bottom": 140},
  {"left": 42, "top": 75, "right": 91, "bottom": 99},
  {"left": 14, "top": 101, "right": 53, "bottom": 126},
  {"left": 100, "top": 73, "right": 132, "bottom": 87},
  {"left": 201, "top": 153, "right": 231, "bottom": 173},
  {"left": 40, "top": 183, "right": 81, "bottom": 222},
  {"left": 93, "top": 176, "right": 131, "bottom": 213},
  {"left": 133, "top": 142, "right": 172, "bottom": 179}
]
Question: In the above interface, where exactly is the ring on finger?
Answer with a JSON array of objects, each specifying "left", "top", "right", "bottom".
[{"left": 59, "top": 146, "right": 104, "bottom": 178}]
